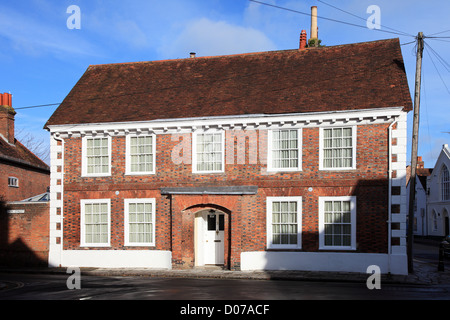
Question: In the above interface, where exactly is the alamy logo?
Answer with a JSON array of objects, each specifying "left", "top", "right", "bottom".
[
  {"left": 66, "top": 267, "right": 81, "bottom": 289},
  {"left": 366, "top": 265, "right": 381, "bottom": 290},
  {"left": 366, "top": 5, "right": 381, "bottom": 30},
  {"left": 67, "top": 5, "right": 81, "bottom": 30}
]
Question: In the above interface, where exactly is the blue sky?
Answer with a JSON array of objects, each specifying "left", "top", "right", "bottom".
[{"left": 0, "top": 0, "right": 449, "bottom": 168}]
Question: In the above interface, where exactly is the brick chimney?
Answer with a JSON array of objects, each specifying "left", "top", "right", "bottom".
[
  {"left": 417, "top": 156, "right": 424, "bottom": 169},
  {"left": 299, "top": 30, "right": 307, "bottom": 50},
  {"left": 0, "top": 93, "right": 15, "bottom": 143}
]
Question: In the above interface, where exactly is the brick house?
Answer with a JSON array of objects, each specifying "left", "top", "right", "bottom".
[
  {"left": 0, "top": 93, "right": 50, "bottom": 202},
  {"left": 44, "top": 36, "right": 412, "bottom": 275}
]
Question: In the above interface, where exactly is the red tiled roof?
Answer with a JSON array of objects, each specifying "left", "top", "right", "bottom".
[
  {"left": 45, "top": 38, "right": 412, "bottom": 127},
  {"left": 0, "top": 138, "right": 49, "bottom": 172}
]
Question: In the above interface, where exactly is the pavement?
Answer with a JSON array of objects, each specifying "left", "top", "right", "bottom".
[{"left": 1, "top": 240, "right": 449, "bottom": 288}]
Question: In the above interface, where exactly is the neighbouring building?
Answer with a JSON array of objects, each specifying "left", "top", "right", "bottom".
[
  {"left": 0, "top": 93, "right": 50, "bottom": 202},
  {"left": 427, "top": 144, "right": 450, "bottom": 237},
  {"left": 0, "top": 193, "right": 50, "bottom": 266},
  {"left": 406, "top": 157, "right": 432, "bottom": 236},
  {"left": 44, "top": 35, "right": 412, "bottom": 274}
]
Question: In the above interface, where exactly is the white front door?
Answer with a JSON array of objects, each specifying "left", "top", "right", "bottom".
[{"left": 204, "top": 212, "right": 224, "bottom": 265}]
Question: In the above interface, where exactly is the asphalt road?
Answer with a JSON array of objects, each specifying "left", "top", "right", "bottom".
[
  {"left": 0, "top": 240, "right": 449, "bottom": 305},
  {"left": 0, "top": 271, "right": 449, "bottom": 301}
]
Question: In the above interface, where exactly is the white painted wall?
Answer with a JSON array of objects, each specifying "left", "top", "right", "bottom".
[
  {"left": 241, "top": 251, "right": 408, "bottom": 275},
  {"left": 60, "top": 250, "right": 172, "bottom": 269},
  {"left": 427, "top": 144, "right": 450, "bottom": 237}
]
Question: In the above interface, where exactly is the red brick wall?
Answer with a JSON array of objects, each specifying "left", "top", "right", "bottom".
[
  {"left": 61, "top": 123, "right": 390, "bottom": 269},
  {"left": 0, "top": 162, "right": 50, "bottom": 201},
  {"left": 0, "top": 202, "right": 49, "bottom": 266}
]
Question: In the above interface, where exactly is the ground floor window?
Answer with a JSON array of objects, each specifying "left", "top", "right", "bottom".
[
  {"left": 319, "top": 196, "right": 356, "bottom": 250},
  {"left": 266, "top": 197, "right": 302, "bottom": 249},
  {"left": 80, "top": 199, "right": 110, "bottom": 247},
  {"left": 124, "top": 198, "right": 156, "bottom": 246}
]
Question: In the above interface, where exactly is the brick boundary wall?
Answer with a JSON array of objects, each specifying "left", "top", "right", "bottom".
[{"left": 0, "top": 201, "right": 50, "bottom": 267}]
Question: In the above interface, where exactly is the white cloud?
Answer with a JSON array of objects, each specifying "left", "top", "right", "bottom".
[
  {"left": 159, "top": 17, "right": 277, "bottom": 58},
  {"left": 114, "top": 20, "right": 149, "bottom": 49}
]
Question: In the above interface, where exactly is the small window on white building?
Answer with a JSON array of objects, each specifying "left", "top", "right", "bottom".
[
  {"left": 8, "top": 177, "right": 19, "bottom": 188},
  {"left": 441, "top": 165, "right": 450, "bottom": 201},
  {"left": 432, "top": 210, "right": 438, "bottom": 232}
]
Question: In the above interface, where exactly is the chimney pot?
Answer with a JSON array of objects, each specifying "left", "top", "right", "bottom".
[
  {"left": 190, "top": 52, "right": 196, "bottom": 58},
  {"left": 0, "top": 92, "right": 15, "bottom": 143},
  {"left": 309, "top": 6, "right": 318, "bottom": 46},
  {"left": 299, "top": 30, "right": 307, "bottom": 50}
]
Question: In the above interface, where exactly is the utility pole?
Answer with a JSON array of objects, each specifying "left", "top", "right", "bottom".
[{"left": 407, "top": 32, "right": 424, "bottom": 273}]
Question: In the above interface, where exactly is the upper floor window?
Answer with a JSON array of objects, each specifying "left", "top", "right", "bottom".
[
  {"left": 193, "top": 131, "right": 224, "bottom": 173},
  {"left": 268, "top": 129, "right": 302, "bottom": 171},
  {"left": 319, "top": 126, "right": 356, "bottom": 170},
  {"left": 8, "top": 177, "right": 19, "bottom": 188},
  {"left": 82, "top": 137, "right": 111, "bottom": 176},
  {"left": 126, "top": 135, "right": 155, "bottom": 175},
  {"left": 441, "top": 165, "right": 450, "bottom": 201}
]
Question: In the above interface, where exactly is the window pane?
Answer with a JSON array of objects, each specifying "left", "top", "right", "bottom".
[
  {"left": 271, "top": 130, "right": 299, "bottom": 169},
  {"left": 129, "top": 136, "right": 154, "bottom": 173},
  {"left": 84, "top": 201, "right": 109, "bottom": 244},
  {"left": 196, "top": 133, "right": 223, "bottom": 172},
  {"left": 271, "top": 200, "right": 298, "bottom": 246},
  {"left": 127, "top": 201, "right": 154, "bottom": 244},
  {"left": 322, "top": 200, "right": 353, "bottom": 247},
  {"left": 322, "top": 128, "right": 353, "bottom": 168}
]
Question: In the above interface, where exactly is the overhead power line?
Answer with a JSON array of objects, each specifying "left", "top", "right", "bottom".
[
  {"left": 15, "top": 103, "right": 61, "bottom": 110},
  {"left": 249, "top": 0, "right": 415, "bottom": 37},
  {"left": 316, "top": 0, "right": 413, "bottom": 37},
  {"left": 424, "top": 41, "right": 450, "bottom": 96},
  {"left": 427, "top": 29, "right": 450, "bottom": 37}
]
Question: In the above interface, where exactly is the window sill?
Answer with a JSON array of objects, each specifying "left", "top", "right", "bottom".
[
  {"left": 318, "top": 167, "right": 357, "bottom": 171},
  {"left": 80, "top": 244, "right": 111, "bottom": 248},
  {"left": 81, "top": 174, "right": 112, "bottom": 178},
  {"left": 124, "top": 172, "right": 156, "bottom": 176},
  {"left": 319, "top": 247, "right": 356, "bottom": 251},
  {"left": 266, "top": 248, "right": 303, "bottom": 252},
  {"left": 266, "top": 168, "right": 302, "bottom": 173}
]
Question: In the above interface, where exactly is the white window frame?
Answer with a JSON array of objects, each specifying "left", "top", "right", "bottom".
[
  {"left": 319, "top": 126, "right": 356, "bottom": 170},
  {"left": 8, "top": 177, "right": 19, "bottom": 188},
  {"left": 319, "top": 196, "right": 357, "bottom": 250},
  {"left": 440, "top": 164, "right": 450, "bottom": 201},
  {"left": 432, "top": 210, "right": 438, "bottom": 232},
  {"left": 80, "top": 199, "right": 111, "bottom": 247},
  {"left": 192, "top": 129, "right": 225, "bottom": 174},
  {"left": 266, "top": 196, "right": 302, "bottom": 249},
  {"left": 267, "top": 128, "right": 302, "bottom": 172},
  {"left": 81, "top": 136, "right": 112, "bottom": 177},
  {"left": 125, "top": 134, "right": 156, "bottom": 175},
  {"left": 124, "top": 198, "right": 156, "bottom": 247}
]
